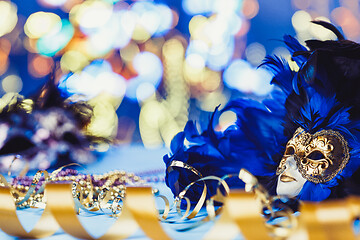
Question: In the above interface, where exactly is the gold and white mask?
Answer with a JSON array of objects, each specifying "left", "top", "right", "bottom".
[{"left": 277, "top": 127, "right": 350, "bottom": 184}]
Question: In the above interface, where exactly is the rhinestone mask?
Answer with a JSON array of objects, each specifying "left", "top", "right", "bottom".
[{"left": 276, "top": 127, "right": 350, "bottom": 183}]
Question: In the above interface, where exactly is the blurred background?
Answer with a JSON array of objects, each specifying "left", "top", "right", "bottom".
[{"left": 0, "top": 0, "right": 358, "bottom": 149}]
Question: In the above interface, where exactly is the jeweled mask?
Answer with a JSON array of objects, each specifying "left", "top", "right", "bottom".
[{"left": 276, "top": 127, "right": 349, "bottom": 183}]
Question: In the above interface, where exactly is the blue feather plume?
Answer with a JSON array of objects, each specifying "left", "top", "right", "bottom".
[
  {"left": 260, "top": 55, "right": 295, "bottom": 96},
  {"left": 164, "top": 21, "right": 360, "bottom": 203},
  {"left": 283, "top": 35, "right": 308, "bottom": 66}
]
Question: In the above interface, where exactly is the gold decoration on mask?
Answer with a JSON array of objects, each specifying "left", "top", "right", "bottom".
[{"left": 277, "top": 127, "right": 349, "bottom": 183}]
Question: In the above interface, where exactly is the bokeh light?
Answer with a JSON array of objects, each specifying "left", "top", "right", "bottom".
[
  {"left": 2, "top": 75, "right": 23, "bottom": 93},
  {"left": 36, "top": 19, "right": 74, "bottom": 56},
  {"left": 70, "top": 1, "right": 113, "bottom": 30},
  {"left": 28, "top": 55, "right": 54, "bottom": 78},
  {"left": 120, "top": 42, "right": 140, "bottom": 63},
  {"left": 0, "top": 1, "right": 18, "bottom": 37},
  {"left": 126, "top": 51, "right": 163, "bottom": 101},
  {"left": 0, "top": 38, "right": 10, "bottom": 75},
  {"left": 245, "top": 42, "right": 266, "bottom": 66},
  {"left": 154, "top": 4, "right": 173, "bottom": 36},
  {"left": 58, "top": 60, "right": 126, "bottom": 99},
  {"left": 24, "top": 12, "right": 61, "bottom": 39},
  {"left": 4, "top": 0, "right": 352, "bottom": 149},
  {"left": 182, "top": 0, "right": 213, "bottom": 15},
  {"left": 37, "top": 0, "right": 68, "bottom": 8},
  {"left": 292, "top": 10, "right": 312, "bottom": 32},
  {"left": 201, "top": 69, "right": 221, "bottom": 92},
  {"left": 292, "top": 0, "right": 311, "bottom": 10},
  {"left": 331, "top": 7, "right": 360, "bottom": 39},
  {"left": 185, "top": 0, "right": 244, "bottom": 73},
  {"left": 185, "top": 53, "right": 206, "bottom": 69},
  {"left": 223, "top": 59, "right": 273, "bottom": 96},
  {"left": 86, "top": 94, "right": 119, "bottom": 143},
  {"left": 242, "top": 0, "right": 259, "bottom": 19},
  {"left": 218, "top": 110, "right": 237, "bottom": 131},
  {"left": 60, "top": 50, "right": 89, "bottom": 72}
]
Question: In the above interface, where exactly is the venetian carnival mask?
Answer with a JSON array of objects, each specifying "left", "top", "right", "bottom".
[{"left": 276, "top": 127, "right": 349, "bottom": 197}]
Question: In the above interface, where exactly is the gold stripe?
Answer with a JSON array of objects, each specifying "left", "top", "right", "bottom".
[
  {"left": 0, "top": 186, "right": 59, "bottom": 238},
  {"left": 125, "top": 187, "right": 172, "bottom": 240},
  {"left": 0, "top": 179, "right": 359, "bottom": 239},
  {"left": 300, "top": 199, "right": 357, "bottom": 240}
]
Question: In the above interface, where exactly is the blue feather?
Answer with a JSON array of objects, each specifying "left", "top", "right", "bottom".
[
  {"left": 169, "top": 131, "right": 185, "bottom": 155},
  {"left": 164, "top": 22, "right": 360, "bottom": 203},
  {"left": 327, "top": 108, "right": 351, "bottom": 128},
  {"left": 222, "top": 98, "right": 266, "bottom": 127},
  {"left": 259, "top": 55, "right": 295, "bottom": 95},
  {"left": 333, "top": 125, "right": 354, "bottom": 139},
  {"left": 292, "top": 72, "right": 301, "bottom": 95},
  {"left": 298, "top": 181, "right": 332, "bottom": 201},
  {"left": 242, "top": 108, "right": 286, "bottom": 157},
  {"left": 341, "top": 156, "right": 360, "bottom": 178},
  {"left": 222, "top": 98, "right": 266, "bottom": 113},
  {"left": 283, "top": 35, "right": 307, "bottom": 65},
  {"left": 263, "top": 90, "right": 287, "bottom": 116}
]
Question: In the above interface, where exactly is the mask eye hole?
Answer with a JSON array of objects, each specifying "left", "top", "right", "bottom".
[
  {"left": 285, "top": 146, "right": 295, "bottom": 155},
  {"left": 308, "top": 151, "right": 325, "bottom": 160}
]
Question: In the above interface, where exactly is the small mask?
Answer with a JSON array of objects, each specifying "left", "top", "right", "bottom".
[{"left": 276, "top": 127, "right": 349, "bottom": 184}]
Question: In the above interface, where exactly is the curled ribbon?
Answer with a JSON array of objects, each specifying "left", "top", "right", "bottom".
[
  {"left": 1, "top": 158, "right": 360, "bottom": 240},
  {"left": 0, "top": 183, "right": 360, "bottom": 239},
  {"left": 0, "top": 180, "right": 272, "bottom": 240},
  {"left": 0, "top": 186, "right": 58, "bottom": 239}
]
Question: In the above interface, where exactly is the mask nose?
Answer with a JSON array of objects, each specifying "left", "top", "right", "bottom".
[{"left": 285, "top": 156, "right": 297, "bottom": 170}]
